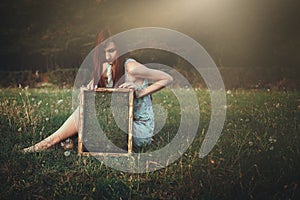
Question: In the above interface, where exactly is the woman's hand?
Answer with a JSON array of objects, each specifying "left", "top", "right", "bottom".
[
  {"left": 119, "top": 82, "right": 141, "bottom": 98},
  {"left": 87, "top": 80, "right": 97, "bottom": 90},
  {"left": 78, "top": 80, "right": 97, "bottom": 101},
  {"left": 119, "top": 82, "right": 138, "bottom": 90}
]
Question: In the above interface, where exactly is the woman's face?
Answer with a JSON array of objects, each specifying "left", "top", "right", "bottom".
[{"left": 104, "top": 41, "right": 117, "bottom": 64}]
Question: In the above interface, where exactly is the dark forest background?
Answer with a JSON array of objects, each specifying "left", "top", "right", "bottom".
[{"left": 0, "top": 0, "right": 299, "bottom": 88}]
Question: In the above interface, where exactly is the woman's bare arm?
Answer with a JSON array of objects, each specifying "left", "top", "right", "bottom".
[{"left": 119, "top": 60, "right": 173, "bottom": 98}]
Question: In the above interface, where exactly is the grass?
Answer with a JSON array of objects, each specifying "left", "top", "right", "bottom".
[{"left": 0, "top": 86, "right": 299, "bottom": 199}]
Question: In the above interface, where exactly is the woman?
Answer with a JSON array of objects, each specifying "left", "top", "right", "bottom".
[{"left": 23, "top": 29, "right": 173, "bottom": 152}]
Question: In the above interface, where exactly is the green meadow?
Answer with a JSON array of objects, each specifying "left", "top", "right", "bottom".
[{"left": 0, "top": 87, "right": 299, "bottom": 199}]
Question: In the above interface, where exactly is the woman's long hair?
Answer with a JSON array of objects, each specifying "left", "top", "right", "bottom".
[{"left": 93, "top": 29, "right": 125, "bottom": 88}]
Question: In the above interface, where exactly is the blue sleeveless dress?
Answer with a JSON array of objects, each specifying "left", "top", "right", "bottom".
[{"left": 124, "top": 58, "right": 154, "bottom": 147}]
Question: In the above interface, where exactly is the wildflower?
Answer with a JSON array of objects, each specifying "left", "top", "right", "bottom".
[
  {"left": 64, "top": 150, "right": 71, "bottom": 157},
  {"left": 45, "top": 117, "right": 49, "bottom": 121},
  {"left": 61, "top": 138, "right": 74, "bottom": 150},
  {"left": 268, "top": 137, "right": 277, "bottom": 143},
  {"left": 57, "top": 99, "right": 63, "bottom": 105},
  {"left": 249, "top": 141, "right": 253, "bottom": 146},
  {"left": 54, "top": 109, "right": 58, "bottom": 113},
  {"left": 269, "top": 146, "right": 274, "bottom": 151},
  {"left": 18, "top": 127, "right": 22, "bottom": 132},
  {"left": 226, "top": 90, "right": 232, "bottom": 95},
  {"left": 258, "top": 149, "right": 262, "bottom": 153},
  {"left": 275, "top": 103, "right": 280, "bottom": 108}
]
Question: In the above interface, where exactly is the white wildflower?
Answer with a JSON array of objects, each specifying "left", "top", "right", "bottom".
[
  {"left": 57, "top": 99, "right": 63, "bottom": 105},
  {"left": 268, "top": 137, "right": 277, "bottom": 143},
  {"left": 64, "top": 150, "right": 71, "bottom": 157}
]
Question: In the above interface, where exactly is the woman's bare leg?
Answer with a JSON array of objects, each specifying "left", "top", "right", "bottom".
[{"left": 23, "top": 107, "right": 80, "bottom": 153}]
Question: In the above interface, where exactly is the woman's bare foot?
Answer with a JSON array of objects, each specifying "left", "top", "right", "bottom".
[
  {"left": 22, "top": 146, "right": 38, "bottom": 153},
  {"left": 22, "top": 140, "right": 53, "bottom": 153}
]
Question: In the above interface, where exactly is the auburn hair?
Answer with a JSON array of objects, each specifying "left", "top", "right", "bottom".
[{"left": 93, "top": 29, "right": 125, "bottom": 87}]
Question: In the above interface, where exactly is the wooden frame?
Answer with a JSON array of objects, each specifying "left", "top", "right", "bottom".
[{"left": 78, "top": 87, "right": 134, "bottom": 156}]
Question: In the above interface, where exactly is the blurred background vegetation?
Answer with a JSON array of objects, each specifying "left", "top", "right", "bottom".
[{"left": 0, "top": 0, "right": 299, "bottom": 89}]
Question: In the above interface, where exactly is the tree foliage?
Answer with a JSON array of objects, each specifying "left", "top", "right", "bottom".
[{"left": 0, "top": 0, "right": 299, "bottom": 71}]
